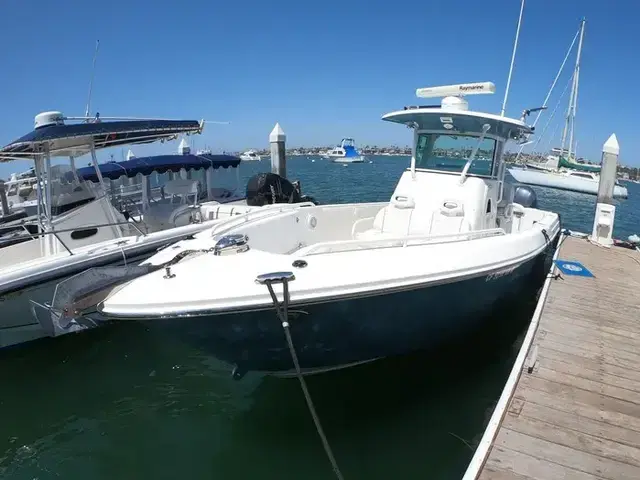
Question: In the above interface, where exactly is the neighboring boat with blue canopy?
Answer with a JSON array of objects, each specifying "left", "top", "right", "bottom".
[
  {"left": 72, "top": 153, "right": 241, "bottom": 183},
  {"left": 0, "top": 110, "right": 247, "bottom": 349},
  {"left": 0, "top": 109, "right": 316, "bottom": 351},
  {"left": 0, "top": 111, "right": 206, "bottom": 221}
]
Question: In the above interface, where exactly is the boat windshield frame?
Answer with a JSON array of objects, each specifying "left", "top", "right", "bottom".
[{"left": 412, "top": 129, "right": 503, "bottom": 179}]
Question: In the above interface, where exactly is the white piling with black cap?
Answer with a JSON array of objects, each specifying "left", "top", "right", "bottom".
[
  {"left": 590, "top": 133, "right": 619, "bottom": 247},
  {"left": 270, "top": 123, "right": 286, "bottom": 178}
]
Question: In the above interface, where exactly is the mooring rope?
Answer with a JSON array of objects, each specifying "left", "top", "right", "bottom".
[{"left": 260, "top": 274, "right": 344, "bottom": 480}]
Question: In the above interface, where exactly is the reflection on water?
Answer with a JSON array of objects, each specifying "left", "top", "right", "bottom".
[{"left": 0, "top": 283, "right": 538, "bottom": 479}]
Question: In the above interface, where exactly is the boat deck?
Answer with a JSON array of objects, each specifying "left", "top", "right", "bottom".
[{"left": 470, "top": 234, "right": 640, "bottom": 479}]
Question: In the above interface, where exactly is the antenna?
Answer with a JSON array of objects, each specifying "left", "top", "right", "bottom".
[
  {"left": 414, "top": 82, "right": 495, "bottom": 112},
  {"left": 501, "top": 0, "right": 525, "bottom": 116},
  {"left": 85, "top": 40, "right": 100, "bottom": 118},
  {"left": 416, "top": 82, "right": 496, "bottom": 99}
]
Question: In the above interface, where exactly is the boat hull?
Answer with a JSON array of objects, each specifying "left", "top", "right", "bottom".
[
  {"left": 331, "top": 156, "right": 364, "bottom": 163},
  {"left": 0, "top": 250, "right": 152, "bottom": 349},
  {"left": 508, "top": 167, "right": 629, "bottom": 199},
  {"left": 137, "top": 248, "right": 551, "bottom": 377}
]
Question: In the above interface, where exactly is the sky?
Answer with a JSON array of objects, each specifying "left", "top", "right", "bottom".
[{"left": 1, "top": 0, "right": 639, "bottom": 177}]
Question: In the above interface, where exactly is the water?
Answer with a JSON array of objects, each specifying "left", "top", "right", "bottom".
[{"left": 1, "top": 156, "right": 639, "bottom": 479}]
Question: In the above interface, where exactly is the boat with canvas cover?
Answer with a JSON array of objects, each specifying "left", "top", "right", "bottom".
[
  {"left": 50, "top": 82, "right": 561, "bottom": 377},
  {"left": 0, "top": 112, "right": 313, "bottom": 348}
]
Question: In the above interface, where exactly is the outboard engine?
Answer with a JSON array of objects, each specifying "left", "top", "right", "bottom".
[
  {"left": 245, "top": 173, "right": 318, "bottom": 206},
  {"left": 513, "top": 185, "right": 538, "bottom": 208}
]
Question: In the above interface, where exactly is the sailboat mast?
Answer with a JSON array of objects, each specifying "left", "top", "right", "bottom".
[
  {"left": 567, "top": 19, "right": 585, "bottom": 162},
  {"left": 559, "top": 73, "right": 575, "bottom": 160},
  {"left": 84, "top": 40, "right": 100, "bottom": 118}
]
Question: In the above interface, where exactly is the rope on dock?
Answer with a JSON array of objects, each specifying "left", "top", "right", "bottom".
[
  {"left": 564, "top": 228, "right": 640, "bottom": 268},
  {"left": 587, "top": 237, "right": 640, "bottom": 267}
]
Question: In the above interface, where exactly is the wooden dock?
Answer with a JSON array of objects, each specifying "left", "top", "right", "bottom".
[{"left": 465, "top": 234, "right": 640, "bottom": 480}]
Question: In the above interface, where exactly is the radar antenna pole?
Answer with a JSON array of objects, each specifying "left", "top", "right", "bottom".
[
  {"left": 84, "top": 40, "right": 100, "bottom": 119},
  {"left": 500, "top": 0, "right": 525, "bottom": 117}
]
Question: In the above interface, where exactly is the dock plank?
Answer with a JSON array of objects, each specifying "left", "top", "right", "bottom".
[
  {"left": 495, "top": 428, "right": 638, "bottom": 480},
  {"left": 475, "top": 236, "right": 640, "bottom": 479},
  {"left": 537, "top": 346, "right": 640, "bottom": 386},
  {"left": 518, "top": 385, "right": 640, "bottom": 435},
  {"left": 481, "top": 447, "right": 602, "bottom": 480},
  {"left": 517, "top": 400, "right": 640, "bottom": 450}
]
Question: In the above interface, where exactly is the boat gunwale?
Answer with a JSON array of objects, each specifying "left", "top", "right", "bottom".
[{"left": 98, "top": 222, "right": 560, "bottom": 320}]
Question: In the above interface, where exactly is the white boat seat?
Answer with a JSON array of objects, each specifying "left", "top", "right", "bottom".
[
  {"left": 430, "top": 199, "right": 469, "bottom": 235},
  {"left": 354, "top": 196, "right": 468, "bottom": 239}
]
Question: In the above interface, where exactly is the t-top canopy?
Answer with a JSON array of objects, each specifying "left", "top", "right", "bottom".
[
  {"left": 0, "top": 117, "right": 203, "bottom": 161},
  {"left": 71, "top": 153, "right": 241, "bottom": 183},
  {"left": 382, "top": 108, "right": 533, "bottom": 141}
]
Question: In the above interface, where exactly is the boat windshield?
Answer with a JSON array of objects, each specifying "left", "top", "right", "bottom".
[{"left": 415, "top": 133, "right": 496, "bottom": 177}]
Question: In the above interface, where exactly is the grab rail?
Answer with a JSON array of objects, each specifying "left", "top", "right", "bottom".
[
  {"left": 0, "top": 219, "right": 148, "bottom": 256},
  {"left": 3, "top": 219, "right": 146, "bottom": 238},
  {"left": 299, "top": 228, "right": 506, "bottom": 256}
]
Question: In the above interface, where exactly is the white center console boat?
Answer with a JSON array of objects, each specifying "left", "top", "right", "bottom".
[{"left": 45, "top": 83, "right": 561, "bottom": 377}]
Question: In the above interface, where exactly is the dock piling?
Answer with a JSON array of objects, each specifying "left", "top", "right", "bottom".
[
  {"left": 270, "top": 123, "right": 286, "bottom": 178},
  {"left": 591, "top": 133, "right": 619, "bottom": 246}
]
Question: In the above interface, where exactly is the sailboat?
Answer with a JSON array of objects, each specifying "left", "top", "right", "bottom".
[{"left": 508, "top": 20, "right": 628, "bottom": 199}]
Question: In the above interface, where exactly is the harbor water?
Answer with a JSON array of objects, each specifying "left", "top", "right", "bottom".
[{"left": 1, "top": 156, "right": 638, "bottom": 479}]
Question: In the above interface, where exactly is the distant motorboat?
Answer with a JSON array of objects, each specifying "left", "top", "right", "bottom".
[
  {"left": 326, "top": 138, "right": 365, "bottom": 163},
  {"left": 239, "top": 150, "right": 261, "bottom": 161}
]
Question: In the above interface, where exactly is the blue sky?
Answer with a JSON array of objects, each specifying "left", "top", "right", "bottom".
[{"left": 1, "top": 0, "right": 638, "bottom": 177}]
